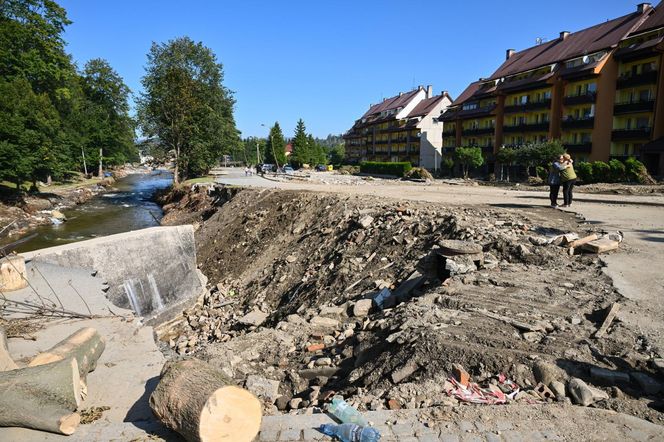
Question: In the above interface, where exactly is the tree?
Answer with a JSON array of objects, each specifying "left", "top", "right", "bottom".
[
  {"left": 137, "top": 37, "right": 239, "bottom": 184},
  {"left": 290, "top": 119, "right": 309, "bottom": 167},
  {"left": 454, "top": 147, "right": 484, "bottom": 178},
  {"left": 308, "top": 135, "right": 327, "bottom": 165},
  {"left": 328, "top": 144, "right": 345, "bottom": 165},
  {"left": 264, "top": 122, "right": 286, "bottom": 166},
  {"left": 495, "top": 147, "right": 516, "bottom": 182}
]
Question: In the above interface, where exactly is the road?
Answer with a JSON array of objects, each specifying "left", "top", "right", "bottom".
[{"left": 215, "top": 167, "right": 664, "bottom": 350}]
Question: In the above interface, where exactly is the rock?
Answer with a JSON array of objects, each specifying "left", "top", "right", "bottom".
[
  {"left": 286, "top": 314, "right": 306, "bottom": 324},
  {"left": 246, "top": 375, "right": 280, "bottom": 403},
  {"left": 238, "top": 309, "right": 268, "bottom": 327},
  {"left": 387, "top": 399, "right": 401, "bottom": 410},
  {"left": 438, "top": 239, "right": 482, "bottom": 255},
  {"left": 315, "top": 357, "right": 332, "bottom": 367},
  {"left": 568, "top": 316, "right": 582, "bottom": 325},
  {"left": 319, "top": 305, "right": 344, "bottom": 316},
  {"left": 522, "top": 331, "right": 543, "bottom": 343},
  {"left": 0, "top": 255, "right": 28, "bottom": 291},
  {"left": 630, "top": 372, "right": 662, "bottom": 395},
  {"left": 481, "top": 253, "right": 499, "bottom": 270},
  {"left": 51, "top": 209, "right": 66, "bottom": 221},
  {"left": 653, "top": 358, "right": 664, "bottom": 375},
  {"left": 306, "top": 343, "right": 325, "bottom": 352},
  {"left": 391, "top": 361, "right": 419, "bottom": 384},
  {"left": 357, "top": 215, "right": 374, "bottom": 229},
  {"left": 533, "top": 361, "right": 567, "bottom": 386},
  {"left": 444, "top": 256, "right": 476, "bottom": 275},
  {"left": 286, "top": 254, "right": 298, "bottom": 263},
  {"left": 289, "top": 398, "right": 303, "bottom": 409},
  {"left": 275, "top": 395, "right": 291, "bottom": 411},
  {"left": 590, "top": 367, "right": 631, "bottom": 385},
  {"left": 352, "top": 299, "right": 372, "bottom": 317},
  {"left": 518, "top": 244, "right": 531, "bottom": 256},
  {"left": 549, "top": 381, "right": 566, "bottom": 400},
  {"left": 310, "top": 316, "right": 340, "bottom": 330},
  {"left": 567, "top": 377, "right": 608, "bottom": 406}
]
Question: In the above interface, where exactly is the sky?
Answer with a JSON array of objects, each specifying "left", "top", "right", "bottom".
[{"left": 59, "top": 0, "right": 650, "bottom": 139}]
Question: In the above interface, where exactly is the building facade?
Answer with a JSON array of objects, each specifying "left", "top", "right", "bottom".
[
  {"left": 344, "top": 86, "right": 452, "bottom": 170},
  {"left": 440, "top": 2, "right": 664, "bottom": 175}
]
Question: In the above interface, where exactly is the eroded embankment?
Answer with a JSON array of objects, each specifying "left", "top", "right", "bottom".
[{"left": 158, "top": 184, "right": 662, "bottom": 422}]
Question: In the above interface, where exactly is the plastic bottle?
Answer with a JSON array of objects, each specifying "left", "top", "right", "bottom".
[
  {"left": 319, "top": 423, "right": 381, "bottom": 442},
  {"left": 327, "top": 396, "right": 369, "bottom": 426}
]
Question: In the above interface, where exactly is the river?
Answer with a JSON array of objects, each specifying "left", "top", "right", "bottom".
[{"left": 12, "top": 170, "right": 173, "bottom": 253}]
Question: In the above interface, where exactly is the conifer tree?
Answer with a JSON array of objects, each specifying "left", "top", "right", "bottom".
[
  {"left": 264, "top": 122, "right": 286, "bottom": 166},
  {"left": 291, "top": 119, "right": 309, "bottom": 167}
]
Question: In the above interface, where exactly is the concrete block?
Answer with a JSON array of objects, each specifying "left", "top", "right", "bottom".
[
  {"left": 246, "top": 375, "right": 280, "bottom": 403},
  {"left": 0, "top": 255, "right": 27, "bottom": 291}
]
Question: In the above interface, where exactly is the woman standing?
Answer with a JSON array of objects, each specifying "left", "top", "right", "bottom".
[
  {"left": 559, "top": 154, "right": 577, "bottom": 208},
  {"left": 548, "top": 155, "right": 565, "bottom": 207}
]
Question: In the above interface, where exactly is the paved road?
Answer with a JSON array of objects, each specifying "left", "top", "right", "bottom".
[{"left": 215, "top": 168, "right": 664, "bottom": 351}]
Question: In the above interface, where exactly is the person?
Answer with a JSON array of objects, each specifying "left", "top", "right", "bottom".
[
  {"left": 559, "top": 154, "right": 577, "bottom": 208},
  {"left": 244, "top": 166, "right": 249, "bottom": 176},
  {"left": 548, "top": 155, "right": 565, "bottom": 207}
]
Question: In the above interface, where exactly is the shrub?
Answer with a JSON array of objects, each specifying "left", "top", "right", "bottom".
[
  {"left": 404, "top": 167, "right": 433, "bottom": 180},
  {"left": 624, "top": 157, "right": 656, "bottom": 184},
  {"left": 608, "top": 159, "right": 626, "bottom": 183},
  {"left": 591, "top": 161, "right": 610, "bottom": 183},
  {"left": 454, "top": 147, "right": 484, "bottom": 178},
  {"left": 536, "top": 166, "right": 548, "bottom": 181},
  {"left": 359, "top": 161, "right": 412, "bottom": 177},
  {"left": 576, "top": 162, "right": 593, "bottom": 183}
]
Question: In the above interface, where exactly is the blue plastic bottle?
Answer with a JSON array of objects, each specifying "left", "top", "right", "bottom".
[
  {"left": 319, "top": 423, "right": 381, "bottom": 442},
  {"left": 327, "top": 396, "right": 369, "bottom": 426}
]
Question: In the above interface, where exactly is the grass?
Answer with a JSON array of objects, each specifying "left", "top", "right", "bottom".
[
  {"left": 0, "top": 176, "right": 105, "bottom": 195},
  {"left": 182, "top": 176, "right": 215, "bottom": 186}
]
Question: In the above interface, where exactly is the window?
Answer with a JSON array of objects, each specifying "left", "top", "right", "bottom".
[
  {"left": 462, "top": 103, "right": 478, "bottom": 111},
  {"left": 587, "top": 83, "right": 597, "bottom": 93},
  {"left": 639, "top": 89, "right": 651, "bottom": 101},
  {"left": 636, "top": 117, "right": 650, "bottom": 128},
  {"left": 520, "top": 95, "right": 528, "bottom": 104}
]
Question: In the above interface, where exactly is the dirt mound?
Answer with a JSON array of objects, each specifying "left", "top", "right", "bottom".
[{"left": 158, "top": 185, "right": 663, "bottom": 422}]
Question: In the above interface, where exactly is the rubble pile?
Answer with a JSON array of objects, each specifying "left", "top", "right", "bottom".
[{"left": 158, "top": 186, "right": 663, "bottom": 422}]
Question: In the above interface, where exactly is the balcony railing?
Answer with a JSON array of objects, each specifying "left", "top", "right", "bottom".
[
  {"left": 561, "top": 117, "right": 595, "bottom": 129},
  {"left": 613, "top": 99, "right": 655, "bottom": 115},
  {"left": 563, "top": 92, "right": 597, "bottom": 105},
  {"left": 611, "top": 127, "right": 652, "bottom": 140},
  {"left": 563, "top": 142, "right": 593, "bottom": 153},
  {"left": 503, "top": 122, "right": 550, "bottom": 133},
  {"left": 443, "top": 129, "right": 457, "bottom": 136},
  {"left": 616, "top": 70, "right": 658, "bottom": 89},
  {"left": 503, "top": 99, "right": 552, "bottom": 114},
  {"left": 461, "top": 127, "right": 495, "bottom": 136}
]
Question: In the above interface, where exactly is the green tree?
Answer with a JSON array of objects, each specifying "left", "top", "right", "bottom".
[
  {"left": 495, "top": 146, "right": 516, "bottom": 182},
  {"left": 136, "top": 37, "right": 239, "bottom": 183},
  {"left": 454, "top": 146, "right": 484, "bottom": 178},
  {"left": 264, "top": 122, "right": 286, "bottom": 166},
  {"left": 328, "top": 144, "right": 345, "bottom": 165},
  {"left": 290, "top": 119, "right": 310, "bottom": 167}
]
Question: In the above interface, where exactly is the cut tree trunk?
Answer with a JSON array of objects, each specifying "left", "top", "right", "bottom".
[
  {"left": 0, "top": 327, "right": 18, "bottom": 371},
  {"left": 0, "top": 357, "right": 81, "bottom": 435},
  {"left": 29, "top": 327, "right": 105, "bottom": 379},
  {"left": 150, "top": 359, "right": 262, "bottom": 442}
]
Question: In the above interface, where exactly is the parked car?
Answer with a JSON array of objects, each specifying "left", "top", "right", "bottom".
[
  {"left": 315, "top": 164, "right": 327, "bottom": 172},
  {"left": 282, "top": 165, "right": 294, "bottom": 175},
  {"left": 260, "top": 164, "right": 276, "bottom": 173}
]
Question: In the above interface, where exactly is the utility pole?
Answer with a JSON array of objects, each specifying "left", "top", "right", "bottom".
[
  {"left": 82, "top": 148, "right": 88, "bottom": 176},
  {"left": 256, "top": 141, "right": 260, "bottom": 164},
  {"left": 98, "top": 148, "right": 103, "bottom": 179}
]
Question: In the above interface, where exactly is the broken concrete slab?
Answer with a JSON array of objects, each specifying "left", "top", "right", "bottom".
[
  {"left": 357, "top": 215, "right": 374, "bottom": 229},
  {"left": 309, "top": 316, "right": 340, "bottom": 330},
  {"left": 581, "top": 238, "right": 620, "bottom": 254},
  {"left": 245, "top": 375, "right": 280, "bottom": 403},
  {"left": 238, "top": 309, "right": 268, "bottom": 327},
  {"left": 393, "top": 270, "right": 426, "bottom": 302},
  {"left": 568, "top": 377, "right": 609, "bottom": 406},
  {"left": 437, "top": 239, "right": 483, "bottom": 256}
]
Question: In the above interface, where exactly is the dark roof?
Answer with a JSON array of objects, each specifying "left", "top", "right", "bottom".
[
  {"left": 632, "top": 2, "right": 664, "bottom": 34},
  {"left": 409, "top": 95, "right": 446, "bottom": 117},
  {"left": 361, "top": 89, "right": 421, "bottom": 119},
  {"left": 495, "top": 71, "right": 555, "bottom": 92},
  {"left": 490, "top": 10, "right": 647, "bottom": 80},
  {"left": 451, "top": 81, "right": 482, "bottom": 106},
  {"left": 614, "top": 35, "right": 664, "bottom": 58}
]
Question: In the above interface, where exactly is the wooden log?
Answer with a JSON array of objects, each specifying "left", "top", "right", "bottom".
[
  {"left": 567, "top": 233, "right": 599, "bottom": 249},
  {"left": 28, "top": 327, "right": 105, "bottom": 379},
  {"left": 0, "top": 357, "right": 81, "bottom": 435},
  {"left": 150, "top": 359, "right": 262, "bottom": 442},
  {"left": 0, "top": 327, "right": 18, "bottom": 371},
  {"left": 581, "top": 237, "right": 620, "bottom": 254},
  {"left": 594, "top": 303, "right": 620, "bottom": 338}
]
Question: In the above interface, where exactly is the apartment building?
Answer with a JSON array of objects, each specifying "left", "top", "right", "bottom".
[
  {"left": 344, "top": 86, "right": 452, "bottom": 169},
  {"left": 440, "top": 2, "right": 664, "bottom": 175}
]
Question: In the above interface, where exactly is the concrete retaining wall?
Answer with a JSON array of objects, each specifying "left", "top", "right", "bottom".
[{"left": 23, "top": 225, "right": 205, "bottom": 324}]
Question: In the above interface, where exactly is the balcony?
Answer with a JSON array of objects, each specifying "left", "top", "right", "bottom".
[
  {"left": 503, "top": 99, "right": 552, "bottom": 114},
  {"left": 443, "top": 128, "right": 457, "bottom": 136},
  {"left": 561, "top": 117, "right": 595, "bottom": 129},
  {"left": 503, "top": 122, "right": 550, "bottom": 133},
  {"left": 563, "top": 142, "right": 593, "bottom": 153},
  {"left": 611, "top": 127, "right": 652, "bottom": 140},
  {"left": 616, "top": 70, "right": 658, "bottom": 89},
  {"left": 462, "top": 127, "right": 495, "bottom": 136},
  {"left": 613, "top": 99, "right": 655, "bottom": 115},
  {"left": 563, "top": 92, "right": 596, "bottom": 105}
]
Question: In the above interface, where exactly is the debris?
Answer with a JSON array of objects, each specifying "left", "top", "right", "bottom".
[
  {"left": 51, "top": 210, "right": 67, "bottom": 221},
  {"left": 310, "top": 316, "right": 340, "bottom": 330},
  {"left": 307, "top": 343, "right": 325, "bottom": 352},
  {"left": 357, "top": 216, "right": 374, "bottom": 229},
  {"left": 581, "top": 238, "right": 620, "bottom": 254},
  {"left": 437, "top": 239, "right": 483, "bottom": 256},
  {"left": 0, "top": 327, "right": 18, "bottom": 371},
  {"left": 352, "top": 299, "right": 372, "bottom": 317},
  {"left": 444, "top": 375, "right": 518, "bottom": 405},
  {"left": 534, "top": 383, "right": 555, "bottom": 400},
  {"left": 0, "top": 255, "right": 28, "bottom": 291},
  {"left": 328, "top": 395, "right": 369, "bottom": 426},
  {"left": 391, "top": 361, "right": 419, "bottom": 384},
  {"left": 630, "top": 372, "right": 662, "bottom": 395},
  {"left": 532, "top": 361, "right": 567, "bottom": 386},
  {"left": 150, "top": 359, "right": 262, "bottom": 442},
  {"left": 567, "top": 234, "right": 599, "bottom": 249},
  {"left": 471, "top": 308, "right": 545, "bottom": 332},
  {"left": 79, "top": 406, "right": 110, "bottom": 424},
  {"left": 392, "top": 270, "right": 426, "bottom": 303},
  {"left": 452, "top": 364, "right": 470, "bottom": 387},
  {"left": 319, "top": 423, "right": 380, "bottom": 442},
  {"left": 589, "top": 367, "right": 630, "bottom": 385},
  {"left": 567, "top": 377, "right": 608, "bottom": 406},
  {"left": 549, "top": 381, "right": 566, "bottom": 400},
  {"left": 371, "top": 287, "right": 392, "bottom": 310},
  {"left": 594, "top": 303, "right": 620, "bottom": 338},
  {"left": 238, "top": 309, "right": 268, "bottom": 327},
  {"left": 245, "top": 374, "right": 281, "bottom": 403}
]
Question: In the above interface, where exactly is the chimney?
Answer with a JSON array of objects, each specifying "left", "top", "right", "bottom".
[
  {"left": 560, "top": 31, "right": 570, "bottom": 40},
  {"left": 426, "top": 85, "right": 433, "bottom": 98},
  {"left": 506, "top": 49, "right": 515, "bottom": 60},
  {"left": 637, "top": 3, "right": 652, "bottom": 13},
  {"left": 399, "top": 92, "right": 403, "bottom": 97}
]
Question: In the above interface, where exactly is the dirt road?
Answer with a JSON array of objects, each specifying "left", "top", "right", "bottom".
[{"left": 216, "top": 168, "right": 664, "bottom": 351}]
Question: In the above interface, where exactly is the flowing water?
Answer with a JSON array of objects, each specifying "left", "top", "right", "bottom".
[{"left": 12, "top": 170, "right": 173, "bottom": 253}]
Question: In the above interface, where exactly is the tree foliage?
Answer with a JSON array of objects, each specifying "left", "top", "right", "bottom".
[
  {"left": 455, "top": 146, "right": 484, "bottom": 178},
  {"left": 137, "top": 37, "right": 239, "bottom": 183},
  {"left": 264, "top": 122, "right": 286, "bottom": 166},
  {"left": 495, "top": 147, "right": 516, "bottom": 182}
]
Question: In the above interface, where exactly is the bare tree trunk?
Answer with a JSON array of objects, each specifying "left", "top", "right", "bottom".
[
  {"left": 82, "top": 148, "right": 88, "bottom": 176},
  {"left": 98, "top": 148, "right": 103, "bottom": 179},
  {"left": 173, "top": 146, "right": 180, "bottom": 185}
]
